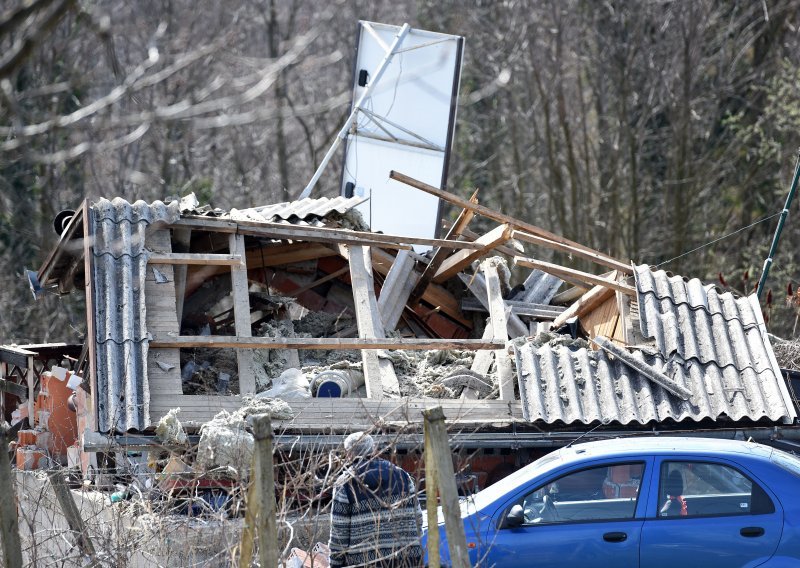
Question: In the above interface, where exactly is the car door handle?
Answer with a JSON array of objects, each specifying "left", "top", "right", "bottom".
[
  {"left": 740, "top": 527, "right": 765, "bottom": 538},
  {"left": 603, "top": 532, "right": 627, "bottom": 543}
]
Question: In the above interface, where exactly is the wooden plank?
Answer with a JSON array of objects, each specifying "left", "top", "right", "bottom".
[
  {"left": 82, "top": 200, "right": 98, "bottom": 433},
  {"left": 411, "top": 190, "right": 479, "bottom": 302},
  {"left": 148, "top": 395, "right": 524, "bottom": 430},
  {"left": 583, "top": 294, "right": 619, "bottom": 345},
  {"left": 514, "top": 257, "right": 635, "bottom": 296},
  {"left": 48, "top": 470, "right": 96, "bottom": 558},
  {"left": 0, "top": 378, "right": 27, "bottom": 398},
  {"left": 461, "top": 298, "right": 565, "bottom": 319},
  {"left": 552, "top": 282, "right": 616, "bottom": 329},
  {"left": 371, "top": 248, "right": 470, "bottom": 327},
  {"left": 289, "top": 266, "right": 349, "bottom": 297},
  {"left": 458, "top": 273, "right": 528, "bottom": 338},
  {"left": 230, "top": 234, "right": 256, "bottom": 394},
  {"left": 150, "top": 336, "right": 504, "bottom": 350},
  {"left": 148, "top": 252, "right": 242, "bottom": 266},
  {"left": 348, "top": 245, "right": 399, "bottom": 397},
  {"left": 0, "top": 425, "right": 23, "bottom": 568},
  {"left": 175, "top": 217, "right": 482, "bottom": 250},
  {"left": 470, "top": 324, "right": 495, "bottom": 376},
  {"left": 389, "top": 171, "right": 633, "bottom": 274},
  {"left": 377, "top": 249, "right": 417, "bottom": 332},
  {"left": 483, "top": 262, "right": 515, "bottom": 401},
  {"left": 172, "top": 228, "right": 191, "bottom": 326},
  {"left": 433, "top": 224, "right": 512, "bottom": 283},
  {"left": 513, "top": 229, "right": 634, "bottom": 277},
  {"left": 38, "top": 201, "right": 85, "bottom": 287}
]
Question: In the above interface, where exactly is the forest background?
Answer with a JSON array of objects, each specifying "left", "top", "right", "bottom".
[{"left": 3, "top": 0, "right": 800, "bottom": 344}]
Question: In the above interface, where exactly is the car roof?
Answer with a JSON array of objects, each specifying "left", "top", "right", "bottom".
[{"left": 560, "top": 435, "right": 774, "bottom": 464}]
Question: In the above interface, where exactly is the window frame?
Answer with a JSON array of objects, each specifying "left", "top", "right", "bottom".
[
  {"left": 500, "top": 460, "right": 648, "bottom": 528},
  {"left": 653, "top": 459, "right": 775, "bottom": 521}
]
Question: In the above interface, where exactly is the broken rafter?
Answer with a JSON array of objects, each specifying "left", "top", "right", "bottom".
[
  {"left": 389, "top": 171, "right": 632, "bottom": 274},
  {"left": 514, "top": 257, "right": 635, "bottom": 296},
  {"left": 148, "top": 253, "right": 242, "bottom": 266},
  {"left": 150, "top": 336, "right": 504, "bottom": 350},
  {"left": 410, "top": 189, "right": 479, "bottom": 302},
  {"left": 433, "top": 224, "right": 513, "bottom": 283},
  {"left": 593, "top": 336, "right": 692, "bottom": 400},
  {"left": 552, "top": 279, "right": 616, "bottom": 329}
]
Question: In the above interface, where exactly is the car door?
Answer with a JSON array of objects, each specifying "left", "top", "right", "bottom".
[
  {"left": 640, "top": 458, "right": 783, "bottom": 568},
  {"left": 483, "top": 458, "right": 652, "bottom": 568}
]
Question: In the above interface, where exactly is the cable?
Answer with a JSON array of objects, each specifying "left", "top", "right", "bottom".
[{"left": 655, "top": 212, "right": 780, "bottom": 268}]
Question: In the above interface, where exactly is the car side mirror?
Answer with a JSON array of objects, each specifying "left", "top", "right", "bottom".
[{"left": 501, "top": 504, "right": 524, "bottom": 529}]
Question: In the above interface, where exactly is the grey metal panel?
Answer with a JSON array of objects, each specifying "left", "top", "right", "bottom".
[
  {"left": 512, "top": 269, "right": 563, "bottom": 305},
  {"left": 514, "top": 341, "right": 795, "bottom": 425},
  {"left": 514, "top": 264, "right": 797, "bottom": 425},
  {"left": 242, "top": 195, "right": 368, "bottom": 223},
  {"left": 91, "top": 197, "right": 180, "bottom": 432}
]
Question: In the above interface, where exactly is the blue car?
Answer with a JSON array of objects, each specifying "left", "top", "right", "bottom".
[{"left": 424, "top": 437, "right": 800, "bottom": 567}]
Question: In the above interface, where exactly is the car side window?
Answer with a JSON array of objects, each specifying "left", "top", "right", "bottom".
[
  {"left": 517, "top": 462, "right": 645, "bottom": 526},
  {"left": 658, "top": 461, "right": 775, "bottom": 518}
]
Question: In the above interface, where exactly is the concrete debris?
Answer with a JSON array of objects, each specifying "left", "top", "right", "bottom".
[
  {"left": 155, "top": 408, "right": 187, "bottom": 445},
  {"left": 196, "top": 396, "right": 294, "bottom": 474}
]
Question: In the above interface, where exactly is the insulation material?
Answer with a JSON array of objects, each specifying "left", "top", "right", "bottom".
[{"left": 154, "top": 408, "right": 187, "bottom": 445}]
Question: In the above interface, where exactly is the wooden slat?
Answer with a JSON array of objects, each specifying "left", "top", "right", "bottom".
[
  {"left": 515, "top": 257, "right": 635, "bottom": 296},
  {"left": 148, "top": 395, "right": 524, "bottom": 430},
  {"left": 389, "top": 171, "right": 633, "bottom": 274},
  {"left": 230, "top": 234, "right": 256, "bottom": 394},
  {"left": 433, "top": 224, "right": 512, "bottom": 283},
  {"left": 371, "top": 248, "right": 470, "bottom": 328},
  {"left": 289, "top": 266, "right": 349, "bottom": 298},
  {"left": 377, "top": 249, "right": 417, "bottom": 332},
  {"left": 149, "top": 253, "right": 242, "bottom": 266},
  {"left": 483, "top": 262, "right": 515, "bottom": 401},
  {"left": 82, "top": 199, "right": 98, "bottom": 433},
  {"left": 348, "top": 245, "right": 399, "bottom": 397},
  {"left": 411, "top": 189, "right": 479, "bottom": 302},
  {"left": 458, "top": 273, "right": 528, "bottom": 338},
  {"left": 552, "top": 282, "right": 616, "bottom": 329},
  {"left": 150, "top": 336, "right": 504, "bottom": 350}
]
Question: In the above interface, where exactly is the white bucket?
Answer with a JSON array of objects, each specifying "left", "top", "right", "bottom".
[{"left": 313, "top": 369, "right": 365, "bottom": 398}]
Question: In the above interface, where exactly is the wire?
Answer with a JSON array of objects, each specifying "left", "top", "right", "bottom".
[{"left": 655, "top": 212, "right": 780, "bottom": 268}]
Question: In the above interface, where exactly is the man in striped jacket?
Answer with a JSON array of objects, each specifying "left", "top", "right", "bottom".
[{"left": 329, "top": 432, "right": 423, "bottom": 567}]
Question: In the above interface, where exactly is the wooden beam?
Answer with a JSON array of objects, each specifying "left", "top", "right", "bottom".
[
  {"left": 174, "top": 217, "right": 483, "bottom": 250},
  {"left": 82, "top": 199, "right": 98, "bottom": 434},
  {"left": 38, "top": 201, "right": 85, "bottom": 287},
  {"left": 150, "top": 336, "right": 504, "bottom": 350},
  {"left": 49, "top": 470, "right": 96, "bottom": 558},
  {"left": 483, "top": 262, "right": 515, "bottom": 401},
  {"left": 552, "top": 282, "right": 616, "bottom": 329},
  {"left": 288, "top": 266, "right": 349, "bottom": 297},
  {"left": 371, "top": 248, "right": 470, "bottom": 328},
  {"left": 389, "top": 171, "right": 632, "bottom": 274},
  {"left": 0, "top": 378, "right": 27, "bottom": 398},
  {"left": 514, "top": 257, "right": 635, "bottom": 296},
  {"left": 458, "top": 273, "right": 528, "bottom": 338},
  {"left": 377, "top": 250, "right": 417, "bottom": 332},
  {"left": 348, "top": 245, "right": 399, "bottom": 397},
  {"left": 513, "top": 229, "right": 633, "bottom": 275},
  {"left": 172, "top": 227, "right": 191, "bottom": 325},
  {"left": 433, "top": 224, "right": 512, "bottom": 283},
  {"left": 593, "top": 336, "right": 692, "bottom": 400},
  {"left": 148, "top": 253, "right": 242, "bottom": 266},
  {"left": 411, "top": 190, "right": 479, "bottom": 302},
  {"left": 230, "top": 234, "right": 256, "bottom": 394}
]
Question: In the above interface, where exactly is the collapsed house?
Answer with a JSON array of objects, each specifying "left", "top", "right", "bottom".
[{"left": 2, "top": 170, "right": 799, "bottom": 490}]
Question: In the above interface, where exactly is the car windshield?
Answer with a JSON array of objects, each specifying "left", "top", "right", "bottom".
[
  {"left": 464, "top": 450, "right": 564, "bottom": 512},
  {"left": 770, "top": 448, "right": 800, "bottom": 478}
]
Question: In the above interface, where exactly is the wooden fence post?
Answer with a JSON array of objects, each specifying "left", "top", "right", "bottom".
[
  {"left": 240, "top": 414, "right": 279, "bottom": 568},
  {"left": 423, "top": 407, "right": 470, "bottom": 568},
  {"left": 0, "top": 424, "right": 23, "bottom": 568},
  {"left": 49, "top": 469, "right": 96, "bottom": 561}
]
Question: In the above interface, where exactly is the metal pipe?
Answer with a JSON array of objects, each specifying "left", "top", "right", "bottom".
[
  {"left": 757, "top": 149, "right": 800, "bottom": 299},
  {"left": 297, "top": 23, "right": 411, "bottom": 200}
]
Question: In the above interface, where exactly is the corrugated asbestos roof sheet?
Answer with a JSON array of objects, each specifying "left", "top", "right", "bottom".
[
  {"left": 92, "top": 197, "right": 179, "bottom": 432},
  {"left": 228, "top": 195, "right": 368, "bottom": 226},
  {"left": 514, "top": 265, "right": 797, "bottom": 426}
]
